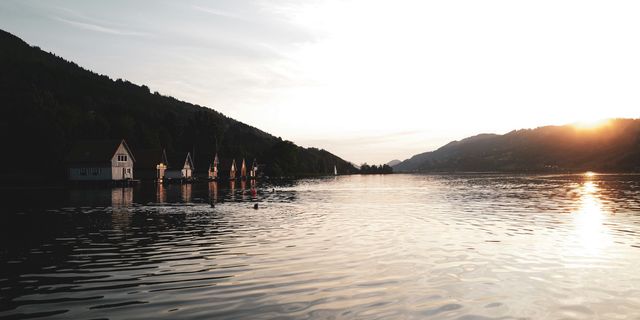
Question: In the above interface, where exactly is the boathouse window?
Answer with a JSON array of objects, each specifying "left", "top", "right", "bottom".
[
  {"left": 80, "top": 168, "right": 87, "bottom": 176},
  {"left": 92, "top": 168, "right": 99, "bottom": 176},
  {"left": 117, "top": 154, "right": 128, "bottom": 162}
]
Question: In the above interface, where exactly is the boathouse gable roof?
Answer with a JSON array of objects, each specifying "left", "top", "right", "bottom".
[{"left": 67, "top": 139, "right": 135, "bottom": 165}]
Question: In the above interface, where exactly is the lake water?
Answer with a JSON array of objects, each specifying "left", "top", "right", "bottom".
[{"left": 2, "top": 174, "right": 640, "bottom": 319}]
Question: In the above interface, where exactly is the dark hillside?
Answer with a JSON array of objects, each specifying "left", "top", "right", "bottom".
[{"left": 0, "top": 29, "right": 357, "bottom": 182}]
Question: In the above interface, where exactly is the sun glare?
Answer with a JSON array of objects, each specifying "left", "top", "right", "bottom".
[
  {"left": 570, "top": 180, "right": 612, "bottom": 255},
  {"left": 572, "top": 119, "right": 610, "bottom": 130}
]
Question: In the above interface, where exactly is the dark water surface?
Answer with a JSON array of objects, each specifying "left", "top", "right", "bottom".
[{"left": 2, "top": 174, "right": 640, "bottom": 319}]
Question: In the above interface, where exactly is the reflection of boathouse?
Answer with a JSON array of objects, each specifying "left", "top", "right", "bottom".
[
  {"left": 209, "top": 181, "right": 218, "bottom": 204},
  {"left": 111, "top": 187, "right": 134, "bottom": 207},
  {"left": 156, "top": 183, "right": 166, "bottom": 203},
  {"left": 67, "top": 139, "right": 135, "bottom": 181},
  {"left": 68, "top": 187, "right": 133, "bottom": 207},
  {"left": 181, "top": 183, "right": 192, "bottom": 202}
]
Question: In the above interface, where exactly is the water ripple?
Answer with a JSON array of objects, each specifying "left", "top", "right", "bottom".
[{"left": 1, "top": 174, "right": 640, "bottom": 319}]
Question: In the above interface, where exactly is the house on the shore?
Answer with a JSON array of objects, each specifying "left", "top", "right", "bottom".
[
  {"left": 240, "top": 158, "right": 247, "bottom": 179},
  {"left": 209, "top": 153, "right": 219, "bottom": 180},
  {"left": 165, "top": 152, "right": 194, "bottom": 181},
  {"left": 68, "top": 139, "right": 135, "bottom": 181},
  {"left": 134, "top": 149, "right": 169, "bottom": 182},
  {"left": 250, "top": 159, "right": 259, "bottom": 178},
  {"left": 207, "top": 158, "right": 233, "bottom": 181}
]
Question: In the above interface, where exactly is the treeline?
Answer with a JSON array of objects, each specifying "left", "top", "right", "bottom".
[
  {"left": 360, "top": 164, "right": 393, "bottom": 174},
  {"left": 0, "top": 29, "right": 358, "bottom": 183}
]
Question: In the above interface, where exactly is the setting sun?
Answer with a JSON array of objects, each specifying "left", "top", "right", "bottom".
[{"left": 572, "top": 119, "right": 610, "bottom": 130}]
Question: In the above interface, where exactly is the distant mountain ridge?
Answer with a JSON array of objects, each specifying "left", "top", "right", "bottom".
[
  {"left": 386, "top": 159, "right": 401, "bottom": 167},
  {"left": 394, "top": 120, "right": 640, "bottom": 173},
  {"left": 0, "top": 29, "right": 357, "bottom": 181}
]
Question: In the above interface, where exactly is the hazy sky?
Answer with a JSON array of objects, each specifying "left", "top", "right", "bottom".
[{"left": 1, "top": 0, "right": 639, "bottom": 164}]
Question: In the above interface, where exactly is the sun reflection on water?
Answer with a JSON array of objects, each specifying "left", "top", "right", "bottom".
[{"left": 571, "top": 178, "right": 612, "bottom": 255}]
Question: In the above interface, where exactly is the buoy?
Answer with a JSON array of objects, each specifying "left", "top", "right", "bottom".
[{"left": 253, "top": 203, "right": 259, "bottom": 210}]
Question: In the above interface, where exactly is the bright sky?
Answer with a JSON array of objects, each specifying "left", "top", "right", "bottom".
[{"left": 1, "top": 0, "right": 639, "bottom": 164}]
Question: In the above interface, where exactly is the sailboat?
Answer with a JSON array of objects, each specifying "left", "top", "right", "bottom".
[
  {"left": 334, "top": 165, "right": 338, "bottom": 176},
  {"left": 229, "top": 159, "right": 237, "bottom": 180},
  {"left": 240, "top": 158, "right": 247, "bottom": 180}
]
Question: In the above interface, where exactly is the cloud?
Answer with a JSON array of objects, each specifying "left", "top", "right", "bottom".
[
  {"left": 191, "top": 5, "right": 245, "bottom": 20},
  {"left": 52, "top": 16, "right": 150, "bottom": 37}
]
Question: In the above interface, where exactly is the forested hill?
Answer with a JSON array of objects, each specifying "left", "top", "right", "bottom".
[
  {"left": 394, "top": 119, "right": 640, "bottom": 173},
  {"left": 0, "top": 29, "right": 357, "bottom": 182}
]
